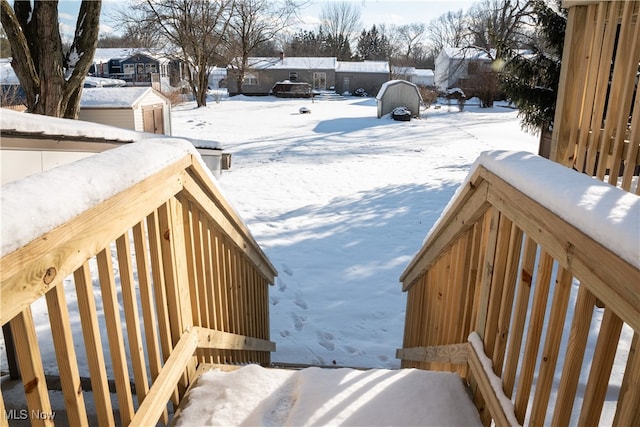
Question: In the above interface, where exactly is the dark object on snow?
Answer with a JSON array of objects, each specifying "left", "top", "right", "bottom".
[
  {"left": 391, "top": 106, "right": 411, "bottom": 121},
  {"left": 354, "top": 88, "right": 367, "bottom": 97},
  {"left": 271, "top": 81, "right": 314, "bottom": 98},
  {"left": 299, "top": 107, "right": 311, "bottom": 114}
]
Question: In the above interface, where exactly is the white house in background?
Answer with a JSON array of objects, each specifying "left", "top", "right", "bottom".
[
  {"left": 79, "top": 87, "right": 172, "bottom": 135},
  {"left": 392, "top": 66, "right": 417, "bottom": 82},
  {"left": 391, "top": 66, "right": 434, "bottom": 87},
  {"left": 208, "top": 67, "right": 228, "bottom": 89},
  {"left": 434, "top": 47, "right": 493, "bottom": 92},
  {"left": 413, "top": 69, "right": 435, "bottom": 87},
  {"left": 0, "top": 109, "right": 225, "bottom": 185}
]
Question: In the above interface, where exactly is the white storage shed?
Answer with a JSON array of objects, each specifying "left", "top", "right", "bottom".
[
  {"left": 375, "top": 80, "right": 422, "bottom": 118},
  {"left": 79, "top": 87, "right": 172, "bottom": 135}
]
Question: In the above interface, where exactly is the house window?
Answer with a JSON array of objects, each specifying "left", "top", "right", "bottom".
[
  {"left": 123, "top": 63, "right": 135, "bottom": 75},
  {"left": 243, "top": 74, "right": 258, "bottom": 85},
  {"left": 313, "top": 72, "right": 326, "bottom": 90},
  {"left": 145, "top": 63, "right": 157, "bottom": 74},
  {"left": 289, "top": 72, "right": 298, "bottom": 82}
]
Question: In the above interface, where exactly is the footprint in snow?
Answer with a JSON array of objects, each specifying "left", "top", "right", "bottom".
[
  {"left": 377, "top": 355, "right": 389, "bottom": 362},
  {"left": 281, "top": 264, "right": 293, "bottom": 276},
  {"left": 344, "top": 345, "right": 363, "bottom": 356},
  {"left": 317, "top": 331, "right": 335, "bottom": 351},
  {"left": 277, "top": 278, "right": 287, "bottom": 292},
  {"left": 291, "top": 313, "right": 306, "bottom": 331},
  {"left": 262, "top": 377, "right": 298, "bottom": 427},
  {"left": 270, "top": 296, "right": 279, "bottom": 306},
  {"left": 293, "top": 292, "right": 307, "bottom": 310},
  {"left": 280, "top": 329, "right": 291, "bottom": 337}
]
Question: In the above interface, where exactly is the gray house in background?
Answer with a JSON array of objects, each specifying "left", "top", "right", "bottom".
[
  {"left": 335, "top": 61, "right": 390, "bottom": 96},
  {"left": 376, "top": 80, "right": 422, "bottom": 118},
  {"left": 227, "top": 55, "right": 337, "bottom": 96}
]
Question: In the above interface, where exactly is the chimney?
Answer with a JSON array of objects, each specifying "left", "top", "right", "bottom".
[{"left": 279, "top": 51, "right": 284, "bottom": 62}]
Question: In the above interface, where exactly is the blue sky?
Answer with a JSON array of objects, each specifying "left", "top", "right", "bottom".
[{"left": 57, "top": 0, "right": 477, "bottom": 39}]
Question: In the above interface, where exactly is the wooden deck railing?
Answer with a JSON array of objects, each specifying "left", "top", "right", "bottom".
[
  {"left": 397, "top": 151, "right": 639, "bottom": 426},
  {"left": 0, "top": 139, "right": 277, "bottom": 426}
]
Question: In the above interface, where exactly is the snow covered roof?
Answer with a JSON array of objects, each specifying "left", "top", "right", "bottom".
[
  {"left": 415, "top": 69, "right": 434, "bottom": 77},
  {"left": 440, "top": 47, "right": 494, "bottom": 61},
  {"left": 337, "top": 61, "right": 390, "bottom": 73},
  {"left": 80, "top": 87, "right": 159, "bottom": 108},
  {"left": 0, "top": 109, "right": 222, "bottom": 149},
  {"left": 246, "top": 57, "right": 337, "bottom": 70},
  {"left": 92, "top": 48, "right": 172, "bottom": 65},
  {"left": 1, "top": 109, "right": 144, "bottom": 142},
  {"left": 392, "top": 66, "right": 416, "bottom": 75},
  {"left": 375, "top": 79, "right": 420, "bottom": 100}
]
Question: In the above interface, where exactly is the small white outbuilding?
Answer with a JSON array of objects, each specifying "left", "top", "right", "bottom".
[
  {"left": 79, "top": 86, "right": 172, "bottom": 135},
  {"left": 375, "top": 80, "right": 422, "bottom": 118}
]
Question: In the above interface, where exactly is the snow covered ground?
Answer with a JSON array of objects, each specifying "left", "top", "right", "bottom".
[
  {"left": 172, "top": 94, "right": 539, "bottom": 368},
  {"left": 2, "top": 92, "right": 636, "bottom": 425}
]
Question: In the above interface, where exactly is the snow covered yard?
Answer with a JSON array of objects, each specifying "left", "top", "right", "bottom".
[{"left": 171, "top": 94, "right": 539, "bottom": 368}]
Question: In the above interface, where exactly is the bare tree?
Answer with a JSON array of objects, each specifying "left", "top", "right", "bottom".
[
  {"left": 467, "top": 0, "right": 532, "bottom": 58},
  {"left": 319, "top": 1, "right": 362, "bottom": 59},
  {"left": 395, "top": 23, "right": 426, "bottom": 62},
  {"left": 228, "top": 0, "right": 302, "bottom": 95},
  {"left": 1, "top": 0, "right": 101, "bottom": 118},
  {"left": 119, "top": 0, "right": 233, "bottom": 107},
  {"left": 426, "top": 10, "right": 472, "bottom": 58}
]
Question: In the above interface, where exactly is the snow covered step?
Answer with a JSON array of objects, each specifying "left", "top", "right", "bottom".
[{"left": 172, "top": 364, "right": 482, "bottom": 426}]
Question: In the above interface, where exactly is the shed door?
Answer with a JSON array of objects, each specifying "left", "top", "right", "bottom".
[
  {"left": 343, "top": 77, "right": 350, "bottom": 92},
  {"left": 143, "top": 106, "right": 164, "bottom": 134}
]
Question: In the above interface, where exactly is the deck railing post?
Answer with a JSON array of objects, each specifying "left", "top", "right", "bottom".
[{"left": 2, "top": 324, "right": 19, "bottom": 380}]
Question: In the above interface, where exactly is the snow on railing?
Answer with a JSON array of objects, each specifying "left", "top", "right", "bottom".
[
  {"left": 0, "top": 140, "right": 277, "bottom": 425},
  {"left": 397, "top": 151, "right": 639, "bottom": 426}
]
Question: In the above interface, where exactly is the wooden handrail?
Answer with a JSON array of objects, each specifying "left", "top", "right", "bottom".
[
  {"left": 398, "top": 151, "right": 639, "bottom": 425},
  {"left": 1, "top": 139, "right": 277, "bottom": 425}
]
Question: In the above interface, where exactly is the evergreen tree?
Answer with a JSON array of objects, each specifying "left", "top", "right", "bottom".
[
  {"left": 286, "top": 30, "right": 330, "bottom": 57},
  {"left": 356, "top": 25, "right": 391, "bottom": 61},
  {"left": 500, "top": 0, "right": 567, "bottom": 134}
]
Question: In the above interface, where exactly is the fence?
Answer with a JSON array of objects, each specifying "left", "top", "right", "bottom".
[
  {"left": 552, "top": 0, "right": 639, "bottom": 193},
  {"left": 397, "top": 151, "right": 639, "bottom": 425},
  {"left": 0, "top": 139, "right": 277, "bottom": 426}
]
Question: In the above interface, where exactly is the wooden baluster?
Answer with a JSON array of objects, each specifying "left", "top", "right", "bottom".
[
  {"left": 45, "top": 281, "right": 88, "bottom": 426},
  {"left": 552, "top": 285, "right": 596, "bottom": 426},
  {"left": 96, "top": 248, "right": 135, "bottom": 425},
  {"left": 9, "top": 307, "right": 54, "bottom": 427},
  {"left": 74, "top": 262, "right": 114, "bottom": 426}
]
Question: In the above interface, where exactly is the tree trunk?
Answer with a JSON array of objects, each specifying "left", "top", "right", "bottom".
[
  {"left": 195, "top": 66, "right": 208, "bottom": 107},
  {"left": 0, "top": 0, "right": 101, "bottom": 118},
  {"left": 538, "top": 123, "right": 553, "bottom": 159}
]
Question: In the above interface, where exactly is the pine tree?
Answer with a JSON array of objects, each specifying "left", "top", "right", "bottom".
[
  {"left": 356, "top": 25, "right": 391, "bottom": 61},
  {"left": 500, "top": 0, "right": 567, "bottom": 135}
]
